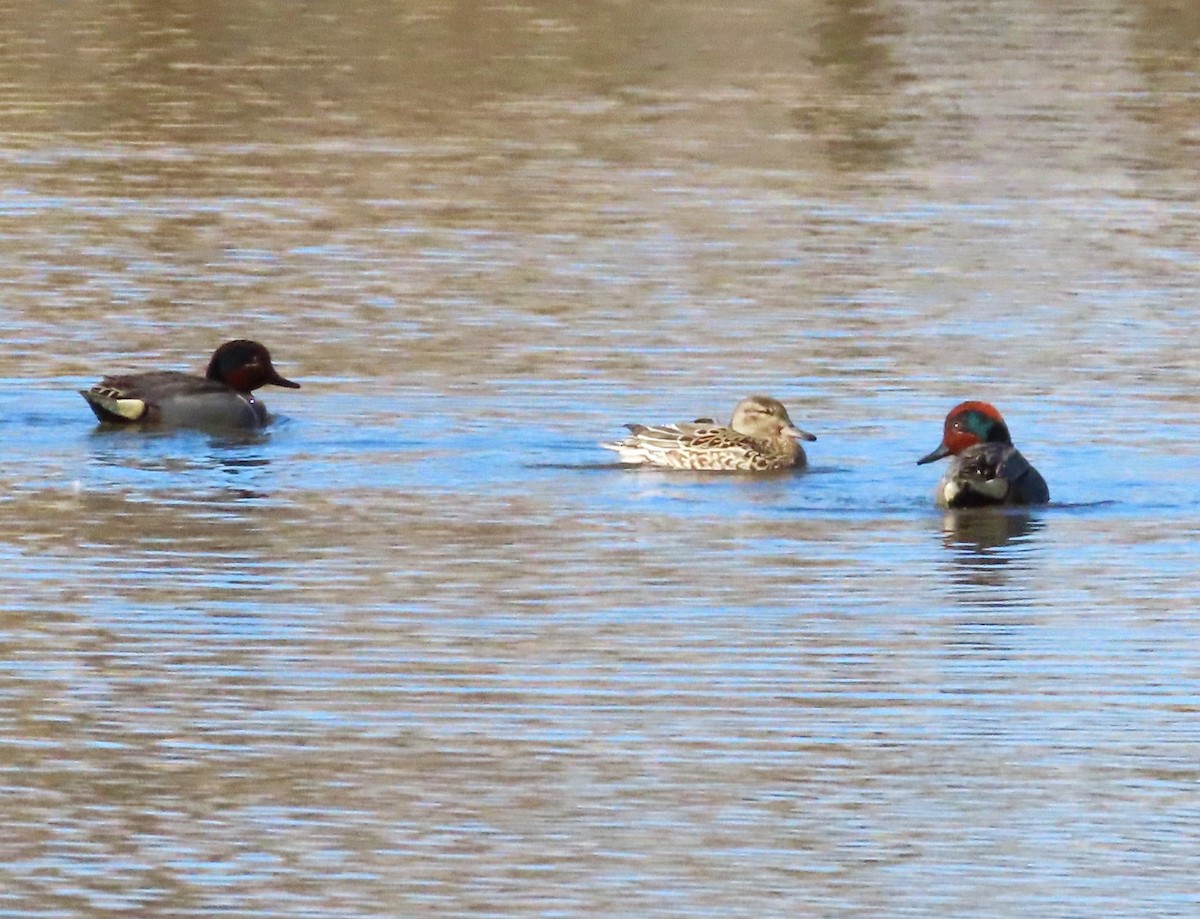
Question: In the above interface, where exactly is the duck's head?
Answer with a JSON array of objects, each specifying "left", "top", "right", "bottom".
[
  {"left": 206, "top": 340, "right": 301, "bottom": 393},
  {"left": 917, "top": 400, "right": 1011, "bottom": 465},
  {"left": 731, "top": 395, "right": 817, "bottom": 442}
]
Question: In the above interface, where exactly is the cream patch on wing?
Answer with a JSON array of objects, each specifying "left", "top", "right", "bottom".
[
  {"left": 111, "top": 398, "right": 147, "bottom": 420},
  {"left": 942, "top": 480, "right": 963, "bottom": 506},
  {"left": 945, "top": 476, "right": 1009, "bottom": 504},
  {"left": 89, "top": 387, "right": 148, "bottom": 420},
  {"left": 974, "top": 477, "right": 1010, "bottom": 500}
]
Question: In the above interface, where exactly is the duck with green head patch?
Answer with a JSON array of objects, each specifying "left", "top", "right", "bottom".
[
  {"left": 918, "top": 401, "right": 1049, "bottom": 508},
  {"left": 602, "top": 395, "right": 817, "bottom": 472},
  {"left": 81, "top": 340, "right": 301, "bottom": 430}
]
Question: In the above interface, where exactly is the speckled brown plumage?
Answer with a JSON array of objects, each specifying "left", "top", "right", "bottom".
[{"left": 601, "top": 395, "right": 816, "bottom": 472}]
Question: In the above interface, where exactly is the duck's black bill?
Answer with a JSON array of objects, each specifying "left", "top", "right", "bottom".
[
  {"left": 917, "top": 443, "right": 950, "bottom": 465},
  {"left": 269, "top": 370, "right": 301, "bottom": 389}
]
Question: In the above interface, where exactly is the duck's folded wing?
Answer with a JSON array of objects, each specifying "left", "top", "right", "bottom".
[
  {"left": 92, "top": 371, "right": 228, "bottom": 400},
  {"left": 629, "top": 422, "right": 767, "bottom": 451},
  {"left": 600, "top": 422, "right": 762, "bottom": 465},
  {"left": 957, "top": 444, "right": 1049, "bottom": 504},
  {"left": 621, "top": 421, "right": 715, "bottom": 444},
  {"left": 80, "top": 372, "right": 227, "bottom": 423},
  {"left": 998, "top": 449, "right": 1050, "bottom": 504}
]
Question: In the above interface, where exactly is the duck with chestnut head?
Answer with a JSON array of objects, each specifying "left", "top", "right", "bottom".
[
  {"left": 918, "top": 401, "right": 1048, "bottom": 508},
  {"left": 80, "top": 340, "right": 301, "bottom": 429}
]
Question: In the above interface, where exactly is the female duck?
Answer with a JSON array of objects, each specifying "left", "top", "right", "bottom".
[
  {"left": 81, "top": 340, "right": 300, "bottom": 429},
  {"left": 918, "top": 401, "right": 1049, "bottom": 508},
  {"left": 602, "top": 395, "right": 816, "bottom": 471}
]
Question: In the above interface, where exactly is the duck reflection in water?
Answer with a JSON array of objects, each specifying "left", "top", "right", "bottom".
[
  {"left": 942, "top": 508, "right": 1041, "bottom": 552},
  {"left": 938, "top": 509, "right": 1045, "bottom": 607}
]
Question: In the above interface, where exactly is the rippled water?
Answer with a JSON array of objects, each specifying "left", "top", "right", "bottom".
[{"left": 2, "top": 1, "right": 1200, "bottom": 915}]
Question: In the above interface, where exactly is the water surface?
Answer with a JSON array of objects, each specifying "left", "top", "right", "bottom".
[{"left": 2, "top": 1, "right": 1200, "bottom": 916}]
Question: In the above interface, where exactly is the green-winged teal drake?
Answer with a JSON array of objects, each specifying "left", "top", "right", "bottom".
[
  {"left": 81, "top": 340, "right": 300, "bottom": 429},
  {"left": 602, "top": 395, "right": 816, "bottom": 471},
  {"left": 918, "top": 401, "right": 1049, "bottom": 508}
]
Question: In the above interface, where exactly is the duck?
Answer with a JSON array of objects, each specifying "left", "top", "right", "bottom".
[
  {"left": 80, "top": 339, "right": 300, "bottom": 429},
  {"left": 601, "top": 395, "right": 816, "bottom": 471},
  {"left": 917, "top": 401, "right": 1049, "bottom": 508}
]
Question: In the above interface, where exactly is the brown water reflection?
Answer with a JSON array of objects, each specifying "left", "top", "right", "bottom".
[{"left": 3, "top": 0, "right": 1200, "bottom": 915}]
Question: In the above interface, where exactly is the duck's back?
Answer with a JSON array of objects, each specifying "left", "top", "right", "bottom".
[{"left": 603, "top": 421, "right": 803, "bottom": 471}]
